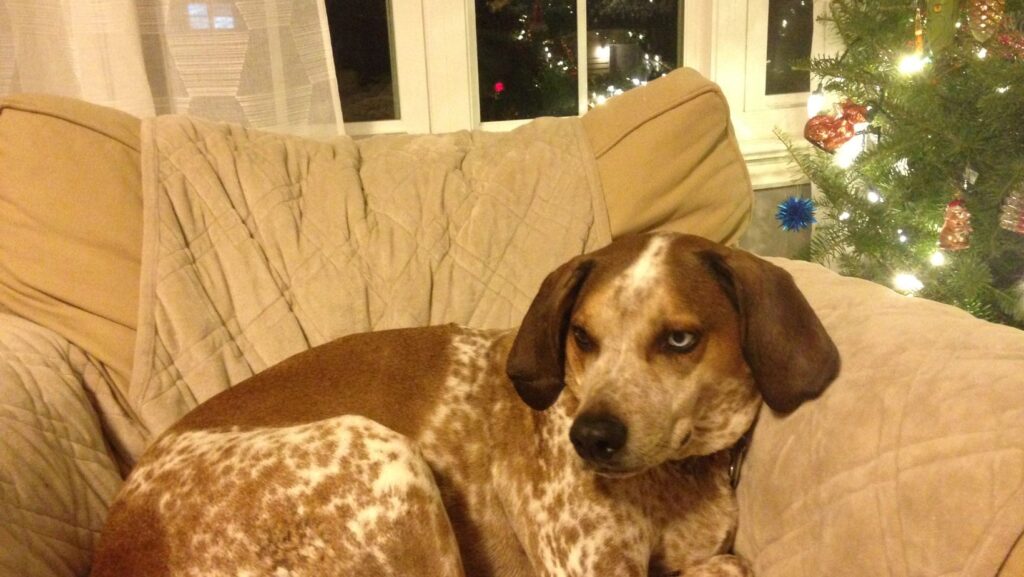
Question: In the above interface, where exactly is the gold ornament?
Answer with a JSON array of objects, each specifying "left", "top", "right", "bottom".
[
  {"left": 1000, "top": 185, "right": 1024, "bottom": 235},
  {"left": 939, "top": 196, "right": 973, "bottom": 250},
  {"left": 968, "top": 0, "right": 1006, "bottom": 42}
]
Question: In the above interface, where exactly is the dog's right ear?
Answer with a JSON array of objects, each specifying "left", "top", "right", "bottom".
[{"left": 506, "top": 257, "right": 594, "bottom": 411}]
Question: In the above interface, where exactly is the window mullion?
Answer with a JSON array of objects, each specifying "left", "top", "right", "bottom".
[{"left": 577, "top": 0, "right": 588, "bottom": 116}]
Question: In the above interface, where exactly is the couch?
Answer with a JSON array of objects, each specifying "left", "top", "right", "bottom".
[{"left": 0, "top": 68, "right": 1021, "bottom": 577}]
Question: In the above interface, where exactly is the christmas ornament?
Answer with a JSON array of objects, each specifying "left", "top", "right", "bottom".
[
  {"left": 996, "top": 31, "right": 1024, "bottom": 59},
  {"left": 776, "top": 196, "right": 817, "bottom": 231},
  {"left": 999, "top": 186, "right": 1024, "bottom": 234},
  {"left": 968, "top": 0, "right": 1006, "bottom": 42},
  {"left": 803, "top": 101, "right": 869, "bottom": 153},
  {"left": 939, "top": 196, "right": 973, "bottom": 250},
  {"left": 926, "top": 0, "right": 960, "bottom": 52}
]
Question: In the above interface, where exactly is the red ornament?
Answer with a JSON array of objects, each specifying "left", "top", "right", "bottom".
[
  {"left": 804, "top": 101, "right": 869, "bottom": 153},
  {"left": 939, "top": 197, "right": 973, "bottom": 250},
  {"left": 996, "top": 31, "right": 1024, "bottom": 60}
]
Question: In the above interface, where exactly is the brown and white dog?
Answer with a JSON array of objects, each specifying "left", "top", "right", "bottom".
[{"left": 92, "top": 233, "right": 840, "bottom": 577}]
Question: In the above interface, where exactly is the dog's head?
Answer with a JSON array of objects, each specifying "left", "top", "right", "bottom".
[{"left": 506, "top": 233, "right": 840, "bottom": 476}]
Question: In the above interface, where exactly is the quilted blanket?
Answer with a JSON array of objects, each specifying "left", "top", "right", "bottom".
[
  {"left": 736, "top": 258, "right": 1024, "bottom": 577},
  {"left": 0, "top": 315, "right": 123, "bottom": 577},
  {"left": 114, "top": 114, "right": 612, "bottom": 461}
]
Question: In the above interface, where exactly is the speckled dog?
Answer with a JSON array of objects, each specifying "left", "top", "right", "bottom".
[{"left": 92, "top": 233, "right": 840, "bottom": 577}]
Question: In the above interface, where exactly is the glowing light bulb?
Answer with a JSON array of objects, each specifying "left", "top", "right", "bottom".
[
  {"left": 898, "top": 53, "right": 929, "bottom": 75},
  {"left": 867, "top": 190, "right": 882, "bottom": 203},
  {"left": 930, "top": 251, "right": 946, "bottom": 266},
  {"left": 977, "top": 47, "right": 988, "bottom": 59},
  {"left": 838, "top": 211, "right": 851, "bottom": 221},
  {"left": 807, "top": 85, "right": 826, "bottom": 118},
  {"left": 893, "top": 273, "right": 924, "bottom": 294}
]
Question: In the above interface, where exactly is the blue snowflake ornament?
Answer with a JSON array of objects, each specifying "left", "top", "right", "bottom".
[{"left": 776, "top": 196, "right": 817, "bottom": 231}]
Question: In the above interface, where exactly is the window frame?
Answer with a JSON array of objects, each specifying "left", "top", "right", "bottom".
[{"left": 333, "top": 0, "right": 835, "bottom": 188}]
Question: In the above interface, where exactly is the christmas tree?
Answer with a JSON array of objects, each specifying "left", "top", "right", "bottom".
[{"left": 782, "top": 0, "right": 1024, "bottom": 328}]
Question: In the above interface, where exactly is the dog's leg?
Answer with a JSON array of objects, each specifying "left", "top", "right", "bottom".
[
  {"left": 94, "top": 415, "right": 466, "bottom": 577},
  {"left": 675, "top": 554, "right": 753, "bottom": 577}
]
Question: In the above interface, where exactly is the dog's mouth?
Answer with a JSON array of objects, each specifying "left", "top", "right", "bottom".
[{"left": 585, "top": 461, "right": 646, "bottom": 479}]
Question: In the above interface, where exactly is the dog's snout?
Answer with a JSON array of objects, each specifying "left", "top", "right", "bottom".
[{"left": 570, "top": 414, "right": 627, "bottom": 462}]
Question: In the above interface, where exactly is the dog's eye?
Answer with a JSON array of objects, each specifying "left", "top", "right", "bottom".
[
  {"left": 571, "top": 325, "right": 596, "bottom": 352},
  {"left": 664, "top": 330, "right": 699, "bottom": 353}
]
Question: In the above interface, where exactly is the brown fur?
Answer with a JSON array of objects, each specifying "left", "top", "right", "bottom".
[{"left": 92, "top": 233, "right": 840, "bottom": 577}]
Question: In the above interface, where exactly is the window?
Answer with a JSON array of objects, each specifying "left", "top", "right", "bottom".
[
  {"left": 325, "top": 0, "right": 398, "bottom": 121},
  {"left": 323, "top": 0, "right": 830, "bottom": 187},
  {"left": 765, "top": 0, "right": 813, "bottom": 96}
]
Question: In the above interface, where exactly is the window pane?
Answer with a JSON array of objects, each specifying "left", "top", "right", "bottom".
[
  {"left": 325, "top": 0, "right": 399, "bottom": 121},
  {"left": 765, "top": 0, "right": 812, "bottom": 95},
  {"left": 586, "top": 0, "right": 680, "bottom": 108},
  {"left": 476, "top": 0, "right": 578, "bottom": 122}
]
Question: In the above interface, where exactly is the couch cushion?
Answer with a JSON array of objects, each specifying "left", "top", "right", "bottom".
[
  {"left": 582, "top": 68, "right": 752, "bottom": 245},
  {"left": 0, "top": 94, "right": 143, "bottom": 392},
  {"left": 735, "top": 258, "right": 1024, "bottom": 577}
]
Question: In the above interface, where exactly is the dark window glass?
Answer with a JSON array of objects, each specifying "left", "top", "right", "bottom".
[
  {"left": 765, "top": 0, "right": 813, "bottom": 95},
  {"left": 586, "top": 0, "right": 680, "bottom": 108},
  {"left": 476, "top": 0, "right": 579, "bottom": 122},
  {"left": 325, "top": 0, "right": 399, "bottom": 121}
]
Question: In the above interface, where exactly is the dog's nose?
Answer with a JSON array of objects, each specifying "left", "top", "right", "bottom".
[{"left": 569, "top": 414, "right": 627, "bottom": 462}]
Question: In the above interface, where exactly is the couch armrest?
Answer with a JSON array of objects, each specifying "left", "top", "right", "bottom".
[{"left": 0, "top": 314, "right": 124, "bottom": 577}]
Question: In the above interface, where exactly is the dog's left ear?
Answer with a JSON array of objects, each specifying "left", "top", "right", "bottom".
[
  {"left": 506, "top": 257, "right": 594, "bottom": 411},
  {"left": 702, "top": 249, "right": 840, "bottom": 413}
]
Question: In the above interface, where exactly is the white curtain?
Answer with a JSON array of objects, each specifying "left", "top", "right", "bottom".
[{"left": 0, "top": 0, "right": 344, "bottom": 135}]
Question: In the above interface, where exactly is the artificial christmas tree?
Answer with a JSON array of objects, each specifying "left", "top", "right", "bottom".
[{"left": 781, "top": 0, "right": 1024, "bottom": 328}]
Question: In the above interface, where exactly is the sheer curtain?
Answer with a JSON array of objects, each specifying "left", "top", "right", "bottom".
[{"left": 0, "top": 0, "right": 344, "bottom": 135}]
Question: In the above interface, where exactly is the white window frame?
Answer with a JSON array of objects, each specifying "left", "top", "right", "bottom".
[{"left": 336, "top": 0, "right": 836, "bottom": 189}]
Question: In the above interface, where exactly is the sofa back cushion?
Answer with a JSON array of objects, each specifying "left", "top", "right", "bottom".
[{"left": 0, "top": 95, "right": 143, "bottom": 391}]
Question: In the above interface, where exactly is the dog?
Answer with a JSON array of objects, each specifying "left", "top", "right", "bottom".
[{"left": 91, "top": 232, "right": 840, "bottom": 577}]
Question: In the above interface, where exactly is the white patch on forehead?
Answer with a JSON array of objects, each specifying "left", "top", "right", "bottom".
[{"left": 619, "top": 234, "right": 671, "bottom": 296}]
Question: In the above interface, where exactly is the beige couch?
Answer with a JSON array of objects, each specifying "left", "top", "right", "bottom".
[{"left": 1, "top": 69, "right": 1021, "bottom": 577}]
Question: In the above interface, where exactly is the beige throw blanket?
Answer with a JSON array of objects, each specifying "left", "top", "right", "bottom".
[{"left": 117, "top": 115, "right": 611, "bottom": 461}]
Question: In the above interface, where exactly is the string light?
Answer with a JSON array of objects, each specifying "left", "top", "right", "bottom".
[
  {"left": 898, "top": 53, "right": 929, "bottom": 74},
  {"left": 930, "top": 251, "right": 947, "bottom": 266},
  {"left": 838, "top": 211, "right": 851, "bottom": 221},
  {"left": 893, "top": 273, "right": 924, "bottom": 294},
  {"left": 807, "top": 84, "right": 826, "bottom": 118},
  {"left": 867, "top": 189, "right": 883, "bottom": 203},
  {"left": 899, "top": 5, "right": 930, "bottom": 75}
]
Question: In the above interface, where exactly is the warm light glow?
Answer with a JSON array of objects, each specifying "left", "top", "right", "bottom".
[
  {"left": 893, "top": 273, "right": 924, "bottom": 294},
  {"left": 930, "top": 251, "right": 947, "bottom": 266},
  {"left": 997, "top": 86, "right": 1010, "bottom": 94},
  {"left": 807, "top": 86, "right": 826, "bottom": 118},
  {"left": 977, "top": 47, "right": 988, "bottom": 59},
  {"left": 898, "top": 53, "right": 929, "bottom": 75},
  {"left": 834, "top": 137, "right": 863, "bottom": 169},
  {"left": 838, "top": 211, "right": 851, "bottom": 221},
  {"left": 867, "top": 190, "right": 883, "bottom": 204},
  {"left": 595, "top": 45, "right": 610, "bottom": 61},
  {"left": 895, "top": 158, "right": 910, "bottom": 175}
]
